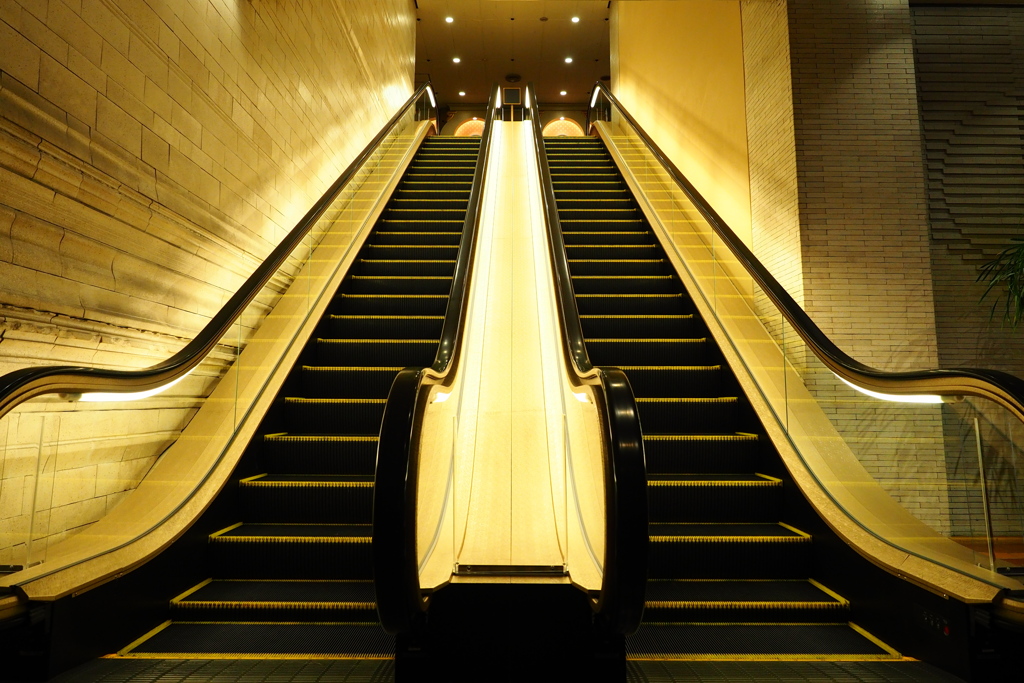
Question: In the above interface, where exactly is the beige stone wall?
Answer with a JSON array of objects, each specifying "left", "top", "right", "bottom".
[
  {"left": 911, "top": 5, "right": 1024, "bottom": 538},
  {"left": 784, "top": 0, "right": 947, "bottom": 533},
  {"left": 0, "top": 0, "right": 416, "bottom": 567},
  {"left": 740, "top": 0, "right": 802, "bottom": 309}
]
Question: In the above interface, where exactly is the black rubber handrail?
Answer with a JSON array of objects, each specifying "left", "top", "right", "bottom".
[
  {"left": 374, "top": 86, "right": 500, "bottom": 634},
  {"left": 0, "top": 82, "right": 437, "bottom": 420},
  {"left": 529, "top": 83, "right": 648, "bottom": 635},
  {"left": 586, "top": 81, "right": 1024, "bottom": 424}
]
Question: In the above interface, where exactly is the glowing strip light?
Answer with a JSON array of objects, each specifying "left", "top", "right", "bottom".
[
  {"left": 836, "top": 375, "right": 944, "bottom": 404},
  {"left": 426, "top": 85, "right": 436, "bottom": 109},
  {"left": 81, "top": 371, "right": 192, "bottom": 403},
  {"left": 524, "top": 87, "right": 530, "bottom": 109},
  {"left": 590, "top": 88, "right": 600, "bottom": 108}
]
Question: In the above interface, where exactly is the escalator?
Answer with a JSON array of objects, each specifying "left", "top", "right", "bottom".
[
  {"left": 543, "top": 135, "right": 901, "bottom": 662},
  {"left": 116, "top": 135, "right": 482, "bottom": 658}
]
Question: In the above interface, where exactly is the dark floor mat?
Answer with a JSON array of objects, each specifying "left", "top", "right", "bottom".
[
  {"left": 180, "top": 579, "right": 376, "bottom": 604},
  {"left": 627, "top": 660, "right": 967, "bottom": 682},
  {"left": 645, "top": 580, "right": 843, "bottom": 604},
  {"left": 627, "top": 623, "right": 893, "bottom": 657},
  {"left": 126, "top": 622, "right": 393, "bottom": 656},
  {"left": 50, "top": 658, "right": 394, "bottom": 683}
]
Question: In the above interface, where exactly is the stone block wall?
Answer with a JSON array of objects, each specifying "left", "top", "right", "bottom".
[
  {"left": 0, "top": 0, "right": 416, "bottom": 567},
  {"left": 911, "top": 4, "right": 1024, "bottom": 538},
  {"left": 739, "top": 0, "right": 948, "bottom": 534}
]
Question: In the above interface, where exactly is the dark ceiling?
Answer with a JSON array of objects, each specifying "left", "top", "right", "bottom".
[{"left": 414, "top": 1, "right": 611, "bottom": 108}]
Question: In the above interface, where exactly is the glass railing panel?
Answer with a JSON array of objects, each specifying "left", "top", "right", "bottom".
[
  {"left": 0, "top": 99, "right": 429, "bottom": 584},
  {"left": 597, "top": 99, "right": 1023, "bottom": 588}
]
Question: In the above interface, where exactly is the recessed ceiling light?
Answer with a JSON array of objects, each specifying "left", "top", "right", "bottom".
[
  {"left": 459, "top": 91, "right": 466, "bottom": 96},
  {"left": 564, "top": 57, "right": 573, "bottom": 64},
  {"left": 453, "top": 57, "right": 461, "bottom": 63},
  {"left": 445, "top": 16, "right": 453, "bottom": 23},
  {"left": 560, "top": 116, "right": 565, "bottom": 120},
  {"left": 572, "top": 16, "right": 580, "bottom": 23},
  {"left": 560, "top": 90, "right": 567, "bottom": 96}
]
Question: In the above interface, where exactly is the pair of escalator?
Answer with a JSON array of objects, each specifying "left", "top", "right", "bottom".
[{"left": 120, "top": 132, "right": 896, "bottom": 665}]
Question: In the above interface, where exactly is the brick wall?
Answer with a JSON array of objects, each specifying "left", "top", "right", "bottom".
[
  {"left": 0, "top": 0, "right": 415, "bottom": 566},
  {"left": 912, "top": 5, "right": 1024, "bottom": 538},
  {"left": 740, "top": 0, "right": 949, "bottom": 533}
]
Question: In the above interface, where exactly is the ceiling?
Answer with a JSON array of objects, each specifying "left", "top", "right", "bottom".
[{"left": 414, "top": 1, "right": 611, "bottom": 108}]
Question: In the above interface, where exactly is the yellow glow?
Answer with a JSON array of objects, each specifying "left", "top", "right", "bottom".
[
  {"left": 836, "top": 375, "right": 944, "bottom": 404},
  {"left": 81, "top": 371, "right": 191, "bottom": 402}
]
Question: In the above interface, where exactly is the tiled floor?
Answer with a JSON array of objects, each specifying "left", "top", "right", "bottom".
[{"left": 40, "top": 658, "right": 969, "bottom": 683}]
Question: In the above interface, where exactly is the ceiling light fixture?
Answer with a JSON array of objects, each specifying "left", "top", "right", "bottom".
[
  {"left": 445, "top": 16, "right": 453, "bottom": 23},
  {"left": 459, "top": 91, "right": 466, "bottom": 96},
  {"left": 560, "top": 90, "right": 567, "bottom": 96},
  {"left": 564, "top": 57, "right": 573, "bottom": 64},
  {"left": 452, "top": 57, "right": 461, "bottom": 63},
  {"left": 560, "top": 116, "right": 565, "bottom": 120},
  {"left": 572, "top": 16, "right": 580, "bottom": 23}
]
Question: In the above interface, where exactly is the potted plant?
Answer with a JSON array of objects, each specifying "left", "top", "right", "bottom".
[{"left": 978, "top": 237, "right": 1024, "bottom": 327}]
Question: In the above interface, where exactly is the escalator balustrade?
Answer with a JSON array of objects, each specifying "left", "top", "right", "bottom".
[
  {"left": 118, "top": 135, "right": 482, "bottom": 658},
  {"left": 544, "top": 135, "right": 899, "bottom": 662}
]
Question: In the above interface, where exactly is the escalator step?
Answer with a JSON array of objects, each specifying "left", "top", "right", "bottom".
[
  {"left": 575, "top": 293, "right": 689, "bottom": 315},
  {"left": 620, "top": 365, "right": 727, "bottom": 397},
  {"left": 647, "top": 474, "right": 782, "bottom": 523},
  {"left": 282, "top": 397, "right": 385, "bottom": 434},
  {"left": 331, "top": 293, "right": 449, "bottom": 315},
  {"left": 262, "top": 434, "right": 377, "bottom": 475},
  {"left": 355, "top": 259, "right": 457, "bottom": 277},
  {"left": 565, "top": 244, "right": 660, "bottom": 259},
  {"left": 626, "top": 623, "right": 897, "bottom": 659},
  {"left": 297, "top": 366, "right": 398, "bottom": 398},
  {"left": 124, "top": 621, "right": 393, "bottom": 657},
  {"left": 323, "top": 314, "right": 444, "bottom": 339},
  {"left": 370, "top": 231, "right": 462, "bottom": 246},
  {"left": 568, "top": 259, "right": 668, "bottom": 276},
  {"left": 563, "top": 231, "right": 654, "bottom": 246},
  {"left": 313, "top": 338, "right": 437, "bottom": 366},
  {"left": 649, "top": 523, "right": 811, "bottom": 579},
  {"left": 644, "top": 434, "right": 761, "bottom": 474},
  {"left": 587, "top": 339, "right": 713, "bottom": 366},
  {"left": 209, "top": 523, "right": 372, "bottom": 580},
  {"left": 636, "top": 396, "right": 740, "bottom": 433},
  {"left": 572, "top": 274, "right": 677, "bottom": 294},
  {"left": 581, "top": 315, "right": 701, "bottom": 339},
  {"left": 643, "top": 579, "right": 849, "bottom": 623},
  {"left": 345, "top": 275, "right": 453, "bottom": 295},
  {"left": 362, "top": 244, "right": 460, "bottom": 259},
  {"left": 171, "top": 579, "right": 378, "bottom": 622},
  {"left": 240, "top": 474, "right": 373, "bottom": 524}
]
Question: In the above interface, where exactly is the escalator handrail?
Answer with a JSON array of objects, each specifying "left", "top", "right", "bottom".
[
  {"left": 374, "top": 86, "right": 500, "bottom": 634},
  {"left": 586, "top": 80, "right": 1024, "bottom": 424},
  {"left": 529, "top": 83, "right": 648, "bottom": 635},
  {"left": 0, "top": 82, "right": 437, "bottom": 421}
]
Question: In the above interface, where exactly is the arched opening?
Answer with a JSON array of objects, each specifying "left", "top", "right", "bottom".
[
  {"left": 542, "top": 118, "right": 585, "bottom": 137},
  {"left": 454, "top": 119, "right": 484, "bottom": 136}
]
